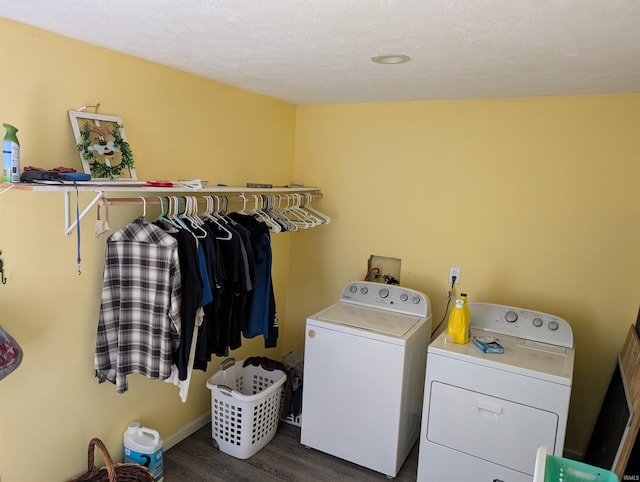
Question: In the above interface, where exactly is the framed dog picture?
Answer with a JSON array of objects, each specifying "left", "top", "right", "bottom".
[{"left": 68, "top": 110, "right": 136, "bottom": 180}]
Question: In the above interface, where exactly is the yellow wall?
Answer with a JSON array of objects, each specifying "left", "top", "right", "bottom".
[
  {"left": 0, "top": 19, "right": 295, "bottom": 481},
  {"left": 289, "top": 96, "right": 640, "bottom": 454},
  {"left": 1, "top": 16, "right": 639, "bottom": 481}
]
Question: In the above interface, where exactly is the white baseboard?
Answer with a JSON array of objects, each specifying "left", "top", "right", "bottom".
[{"left": 164, "top": 412, "right": 211, "bottom": 451}]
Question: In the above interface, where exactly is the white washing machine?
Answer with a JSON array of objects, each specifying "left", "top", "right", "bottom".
[
  {"left": 301, "top": 281, "right": 432, "bottom": 478},
  {"left": 417, "top": 302, "right": 575, "bottom": 482}
]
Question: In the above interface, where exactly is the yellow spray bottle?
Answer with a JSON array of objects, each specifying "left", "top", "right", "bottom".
[
  {"left": 460, "top": 292, "right": 471, "bottom": 340},
  {"left": 447, "top": 298, "right": 470, "bottom": 344}
]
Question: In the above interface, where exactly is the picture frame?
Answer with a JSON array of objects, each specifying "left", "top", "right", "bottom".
[{"left": 68, "top": 110, "right": 136, "bottom": 180}]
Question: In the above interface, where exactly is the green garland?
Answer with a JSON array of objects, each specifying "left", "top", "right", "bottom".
[{"left": 76, "top": 121, "right": 134, "bottom": 179}]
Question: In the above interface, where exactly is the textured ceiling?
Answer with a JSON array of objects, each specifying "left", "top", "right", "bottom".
[{"left": 1, "top": 1, "right": 639, "bottom": 104}]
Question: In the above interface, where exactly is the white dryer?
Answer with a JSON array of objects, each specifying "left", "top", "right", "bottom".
[
  {"left": 417, "top": 302, "right": 574, "bottom": 482},
  {"left": 301, "top": 281, "right": 432, "bottom": 478}
]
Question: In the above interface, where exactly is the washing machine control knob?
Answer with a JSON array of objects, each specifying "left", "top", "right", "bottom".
[
  {"left": 379, "top": 288, "right": 390, "bottom": 298},
  {"left": 360, "top": 287, "right": 368, "bottom": 294},
  {"left": 548, "top": 320, "right": 559, "bottom": 331},
  {"left": 400, "top": 293, "right": 408, "bottom": 302},
  {"left": 412, "top": 295, "right": 421, "bottom": 304},
  {"left": 349, "top": 285, "right": 357, "bottom": 293},
  {"left": 532, "top": 317, "right": 543, "bottom": 327},
  {"left": 505, "top": 310, "right": 518, "bottom": 323}
]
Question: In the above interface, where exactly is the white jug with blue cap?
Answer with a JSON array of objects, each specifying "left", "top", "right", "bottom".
[{"left": 124, "top": 421, "right": 164, "bottom": 481}]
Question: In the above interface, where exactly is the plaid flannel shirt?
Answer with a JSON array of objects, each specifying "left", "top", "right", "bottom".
[{"left": 95, "top": 217, "right": 182, "bottom": 393}]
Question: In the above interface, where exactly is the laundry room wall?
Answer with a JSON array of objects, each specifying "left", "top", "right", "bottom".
[
  {"left": 0, "top": 19, "right": 296, "bottom": 482},
  {"left": 289, "top": 95, "right": 640, "bottom": 455}
]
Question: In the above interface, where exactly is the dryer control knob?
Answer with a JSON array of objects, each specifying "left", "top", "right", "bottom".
[
  {"left": 505, "top": 310, "right": 518, "bottom": 323},
  {"left": 412, "top": 295, "right": 421, "bottom": 304},
  {"left": 548, "top": 320, "right": 559, "bottom": 331},
  {"left": 308, "top": 329, "right": 316, "bottom": 339},
  {"left": 532, "top": 317, "right": 543, "bottom": 327},
  {"left": 349, "top": 285, "right": 357, "bottom": 293},
  {"left": 379, "top": 288, "right": 390, "bottom": 298},
  {"left": 400, "top": 293, "right": 408, "bottom": 302},
  {"left": 360, "top": 287, "right": 368, "bottom": 294}
]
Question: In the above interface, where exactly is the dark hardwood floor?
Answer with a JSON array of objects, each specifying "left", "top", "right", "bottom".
[{"left": 163, "top": 421, "right": 419, "bottom": 481}]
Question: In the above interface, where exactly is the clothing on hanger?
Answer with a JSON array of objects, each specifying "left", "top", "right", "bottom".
[
  {"left": 95, "top": 217, "right": 181, "bottom": 394},
  {"left": 228, "top": 212, "right": 278, "bottom": 347}
]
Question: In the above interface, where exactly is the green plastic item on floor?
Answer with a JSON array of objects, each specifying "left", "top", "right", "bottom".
[{"left": 534, "top": 446, "right": 619, "bottom": 482}]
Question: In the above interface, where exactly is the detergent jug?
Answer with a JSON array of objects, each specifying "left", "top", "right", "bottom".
[
  {"left": 447, "top": 299, "right": 470, "bottom": 344},
  {"left": 460, "top": 292, "right": 472, "bottom": 340},
  {"left": 124, "top": 421, "right": 164, "bottom": 482}
]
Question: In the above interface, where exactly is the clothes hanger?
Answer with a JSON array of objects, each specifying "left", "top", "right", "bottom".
[
  {"left": 237, "top": 193, "right": 249, "bottom": 214},
  {"left": 167, "top": 196, "right": 189, "bottom": 230},
  {"left": 185, "top": 196, "right": 208, "bottom": 238},
  {"left": 218, "top": 195, "right": 239, "bottom": 226},
  {"left": 276, "top": 194, "right": 298, "bottom": 230},
  {"left": 250, "top": 194, "right": 282, "bottom": 232},
  {"left": 301, "top": 192, "right": 331, "bottom": 224},
  {"left": 201, "top": 195, "right": 233, "bottom": 240},
  {"left": 294, "top": 193, "right": 323, "bottom": 226},
  {"left": 296, "top": 193, "right": 325, "bottom": 227},
  {"left": 274, "top": 194, "right": 296, "bottom": 231},
  {"left": 154, "top": 196, "right": 181, "bottom": 230},
  {"left": 138, "top": 196, "right": 147, "bottom": 218},
  {"left": 263, "top": 194, "right": 290, "bottom": 232},
  {"left": 283, "top": 193, "right": 314, "bottom": 229}
]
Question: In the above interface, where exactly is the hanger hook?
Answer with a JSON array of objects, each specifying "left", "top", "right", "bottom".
[
  {"left": 157, "top": 196, "right": 165, "bottom": 217},
  {"left": 138, "top": 196, "right": 147, "bottom": 217}
]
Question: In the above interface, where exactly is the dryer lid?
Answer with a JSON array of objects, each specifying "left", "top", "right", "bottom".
[{"left": 429, "top": 329, "right": 574, "bottom": 385}]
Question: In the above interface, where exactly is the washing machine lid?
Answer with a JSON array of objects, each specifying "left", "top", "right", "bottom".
[
  {"left": 310, "top": 302, "right": 425, "bottom": 338},
  {"left": 428, "top": 329, "right": 574, "bottom": 385}
]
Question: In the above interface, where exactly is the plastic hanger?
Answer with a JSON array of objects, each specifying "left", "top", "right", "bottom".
[
  {"left": 301, "top": 193, "right": 331, "bottom": 225},
  {"left": 264, "top": 194, "right": 291, "bottom": 232},
  {"left": 138, "top": 196, "right": 147, "bottom": 218},
  {"left": 237, "top": 193, "right": 249, "bottom": 214},
  {"left": 167, "top": 196, "right": 189, "bottom": 230},
  {"left": 201, "top": 195, "right": 233, "bottom": 240},
  {"left": 251, "top": 194, "right": 282, "bottom": 232},
  {"left": 183, "top": 196, "right": 208, "bottom": 239},
  {"left": 283, "top": 194, "right": 314, "bottom": 229},
  {"left": 274, "top": 194, "right": 296, "bottom": 231},
  {"left": 154, "top": 196, "right": 181, "bottom": 230}
]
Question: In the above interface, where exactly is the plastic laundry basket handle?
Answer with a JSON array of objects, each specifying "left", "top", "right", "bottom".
[
  {"left": 220, "top": 357, "right": 235, "bottom": 371},
  {"left": 217, "top": 385, "right": 234, "bottom": 396}
]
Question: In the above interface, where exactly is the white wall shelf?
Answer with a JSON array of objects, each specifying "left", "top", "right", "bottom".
[{"left": 0, "top": 182, "right": 323, "bottom": 235}]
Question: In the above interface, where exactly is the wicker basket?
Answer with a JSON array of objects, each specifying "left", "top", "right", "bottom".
[{"left": 71, "top": 438, "right": 155, "bottom": 482}]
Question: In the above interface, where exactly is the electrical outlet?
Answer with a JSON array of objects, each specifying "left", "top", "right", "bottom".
[{"left": 448, "top": 266, "right": 461, "bottom": 284}]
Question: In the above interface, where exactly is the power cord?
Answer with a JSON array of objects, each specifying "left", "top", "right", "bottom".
[
  {"left": 431, "top": 275, "right": 456, "bottom": 337},
  {"left": 364, "top": 266, "right": 381, "bottom": 281}
]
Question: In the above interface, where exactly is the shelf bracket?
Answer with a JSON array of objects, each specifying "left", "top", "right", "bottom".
[{"left": 64, "top": 190, "right": 105, "bottom": 235}]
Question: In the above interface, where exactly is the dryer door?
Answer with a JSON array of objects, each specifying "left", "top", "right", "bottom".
[{"left": 426, "top": 382, "right": 559, "bottom": 475}]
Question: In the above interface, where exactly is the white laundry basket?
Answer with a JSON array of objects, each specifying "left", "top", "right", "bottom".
[{"left": 206, "top": 358, "right": 287, "bottom": 459}]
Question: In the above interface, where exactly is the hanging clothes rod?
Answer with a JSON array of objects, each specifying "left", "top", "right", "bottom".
[
  {"left": 61, "top": 190, "right": 322, "bottom": 235},
  {"left": 99, "top": 192, "right": 322, "bottom": 206}
]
